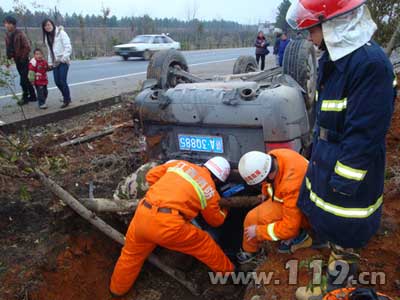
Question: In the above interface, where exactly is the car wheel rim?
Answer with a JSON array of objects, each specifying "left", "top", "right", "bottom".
[
  {"left": 247, "top": 64, "right": 257, "bottom": 72},
  {"left": 167, "top": 63, "right": 184, "bottom": 88}
]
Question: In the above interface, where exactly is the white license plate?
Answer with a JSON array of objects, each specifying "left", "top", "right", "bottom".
[{"left": 178, "top": 135, "right": 224, "bottom": 153}]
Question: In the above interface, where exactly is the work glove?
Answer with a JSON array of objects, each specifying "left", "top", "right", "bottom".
[{"left": 244, "top": 225, "right": 257, "bottom": 241}]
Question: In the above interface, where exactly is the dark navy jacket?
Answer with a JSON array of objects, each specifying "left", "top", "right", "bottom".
[
  {"left": 278, "top": 39, "right": 290, "bottom": 66},
  {"left": 297, "top": 41, "right": 396, "bottom": 248},
  {"left": 255, "top": 37, "right": 269, "bottom": 55}
]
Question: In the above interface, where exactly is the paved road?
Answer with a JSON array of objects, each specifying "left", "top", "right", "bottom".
[{"left": 0, "top": 47, "right": 277, "bottom": 124}]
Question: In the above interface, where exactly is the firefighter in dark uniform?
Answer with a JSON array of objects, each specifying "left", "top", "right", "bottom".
[{"left": 286, "top": 0, "right": 397, "bottom": 299}]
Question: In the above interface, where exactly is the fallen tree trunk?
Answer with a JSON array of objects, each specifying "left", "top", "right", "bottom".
[
  {"left": 0, "top": 146, "right": 200, "bottom": 296},
  {"left": 220, "top": 196, "right": 261, "bottom": 208},
  {"left": 79, "top": 197, "right": 138, "bottom": 213},
  {"left": 59, "top": 122, "right": 133, "bottom": 148},
  {"left": 77, "top": 195, "right": 261, "bottom": 214}
]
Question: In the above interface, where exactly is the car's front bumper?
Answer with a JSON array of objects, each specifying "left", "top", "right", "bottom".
[{"left": 115, "top": 50, "right": 144, "bottom": 57}]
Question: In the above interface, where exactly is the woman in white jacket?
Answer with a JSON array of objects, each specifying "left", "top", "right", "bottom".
[{"left": 42, "top": 19, "right": 72, "bottom": 108}]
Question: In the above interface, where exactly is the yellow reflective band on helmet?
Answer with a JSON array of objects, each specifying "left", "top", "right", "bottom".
[
  {"left": 267, "top": 186, "right": 284, "bottom": 203},
  {"left": 305, "top": 178, "right": 382, "bottom": 218},
  {"left": 334, "top": 161, "right": 367, "bottom": 181},
  {"left": 168, "top": 167, "right": 207, "bottom": 209},
  {"left": 267, "top": 223, "right": 279, "bottom": 241},
  {"left": 321, "top": 98, "right": 347, "bottom": 112},
  {"left": 219, "top": 210, "right": 226, "bottom": 218}
]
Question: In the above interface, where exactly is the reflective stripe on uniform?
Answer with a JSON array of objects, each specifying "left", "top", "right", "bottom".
[
  {"left": 334, "top": 161, "right": 367, "bottom": 181},
  {"left": 321, "top": 98, "right": 347, "bottom": 112},
  {"left": 267, "top": 223, "right": 279, "bottom": 241},
  {"left": 305, "top": 178, "right": 382, "bottom": 218},
  {"left": 168, "top": 167, "right": 207, "bottom": 209},
  {"left": 267, "top": 186, "right": 284, "bottom": 203},
  {"left": 394, "top": 73, "right": 398, "bottom": 88},
  {"left": 219, "top": 210, "right": 226, "bottom": 218}
]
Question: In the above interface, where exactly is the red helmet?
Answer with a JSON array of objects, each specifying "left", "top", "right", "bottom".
[{"left": 286, "top": 0, "right": 367, "bottom": 30}]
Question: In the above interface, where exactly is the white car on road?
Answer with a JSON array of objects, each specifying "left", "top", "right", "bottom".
[{"left": 114, "top": 34, "right": 181, "bottom": 61}]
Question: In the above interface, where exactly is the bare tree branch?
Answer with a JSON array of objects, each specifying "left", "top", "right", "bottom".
[{"left": 386, "top": 20, "right": 400, "bottom": 56}]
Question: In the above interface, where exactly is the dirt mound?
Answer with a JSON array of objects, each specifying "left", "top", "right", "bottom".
[{"left": 29, "top": 233, "right": 119, "bottom": 300}]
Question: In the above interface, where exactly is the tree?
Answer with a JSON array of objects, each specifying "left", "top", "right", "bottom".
[
  {"left": 78, "top": 14, "right": 86, "bottom": 58},
  {"left": 275, "top": 0, "right": 291, "bottom": 32},
  {"left": 386, "top": 20, "right": 400, "bottom": 56},
  {"left": 101, "top": 5, "right": 111, "bottom": 55},
  {"left": 52, "top": 6, "right": 63, "bottom": 25},
  {"left": 12, "top": 0, "right": 29, "bottom": 36},
  {"left": 369, "top": 0, "right": 400, "bottom": 46},
  {"left": 141, "top": 14, "right": 156, "bottom": 34},
  {"left": 185, "top": 0, "right": 198, "bottom": 22},
  {"left": 194, "top": 19, "right": 204, "bottom": 48}
]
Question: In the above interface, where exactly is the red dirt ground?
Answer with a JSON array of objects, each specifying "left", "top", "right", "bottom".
[{"left": 29, "top": 233, "right": 119, "bottom": 300}]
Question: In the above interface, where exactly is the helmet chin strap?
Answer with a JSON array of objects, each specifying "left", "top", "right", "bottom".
[
  {"left": 210, "top": 172, "right": 224, "bottom": 189},
  {"left": 265, "top": 177, "right": 274, "bottom": 184},
  {"left": 265, "top": 156, "right": 278, "bottom": 184}
]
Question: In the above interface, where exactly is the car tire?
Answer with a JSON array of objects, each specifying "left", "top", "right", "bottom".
[
  {"left": 122, "top": 56, "right": 129, "bottom": 61},
  {"left": 147, "top": 49, "right": 189, "bottom": 89},
  {"left": 233, "top": 56, "right": 259, "bottom": 74},
  {"left": 282, "top": 39, "right": 317, "bottom": 110},
  {"left": 143, "top": 50, "right": 152, "bottom": 61},
  {"left": 282, "top": 39, "right": 317, "bottom": 159}
]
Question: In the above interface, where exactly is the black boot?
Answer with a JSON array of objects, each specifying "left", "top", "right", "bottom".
[{"left": 326, "top": 245, "right": 360, "bottom": 292}]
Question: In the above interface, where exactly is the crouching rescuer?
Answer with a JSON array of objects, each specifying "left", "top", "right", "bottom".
[
  {"left": 236, "top": 149, "right": 313, "bottom": 264},
  {"left": 109, "top": 157, "right": 235, "bottom": 297},
  {"left": 286, "top": 0, "right": 396, "bottom": 298}
]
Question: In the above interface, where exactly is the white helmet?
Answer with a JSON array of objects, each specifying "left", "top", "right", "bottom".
[
  {"left": 238, "top": 151, "right": 272, "bottom": 185},
  {"left": 204, "top": 156, "right": 231, "bottom": 182}
]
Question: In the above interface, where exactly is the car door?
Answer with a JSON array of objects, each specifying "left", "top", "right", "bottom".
[
  {"left": 152, "top": 36, "right": 164, "bottom": 51},
  {"left": 144, "top": 36, "right": 154, "bottom": 51},
  {"left": 161, "top": 36, "right": 173, "bottom": 50}
]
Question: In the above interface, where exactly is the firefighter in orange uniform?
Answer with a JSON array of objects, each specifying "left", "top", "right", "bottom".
[
  {"left": 109, "top": 157, "right": 235, "bottom": 297},
  {"left": 236, "top": 149, "right": 312, "bottom": 264}
]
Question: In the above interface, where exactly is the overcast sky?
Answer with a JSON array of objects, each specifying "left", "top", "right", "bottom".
[{"left": 1, "top": 0, "right": 283, "bottom": 24}]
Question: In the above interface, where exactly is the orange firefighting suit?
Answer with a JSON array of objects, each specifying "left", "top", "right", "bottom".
[
  {"left": 110, "top": 160, "right": 234, "bottom": 296},
  {"left": 243, "top": 149, "right": 309, "bottom": 252}
]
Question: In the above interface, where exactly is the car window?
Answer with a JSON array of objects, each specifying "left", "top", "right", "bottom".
[
  {"left": 164, "top": 36, "right": 175, "bottom": 43},
  {"left": 131, "top": 36, "right": 152, "bottom": 43},
  {"left": 153, "top": 37, "right": 163, "bottom": 44},
  {"left": 161, "top": 36, "right": 171, "bottom": 44}
]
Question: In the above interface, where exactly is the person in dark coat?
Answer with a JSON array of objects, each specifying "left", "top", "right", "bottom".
[
  {"left": 3, "top": 16, "right": 36, "bottom": 105},
  {"left": 273, "top": 32, "right": 282, "bottom": 66},
  {"left": 254, "top": 31, "right": 269, "bottom": 71},
  {"left": 286, "top": 0, "right": 396, "bottom": 299},
  {"left": 278, "top": 33, "right": 290, "bottom": 67}
]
